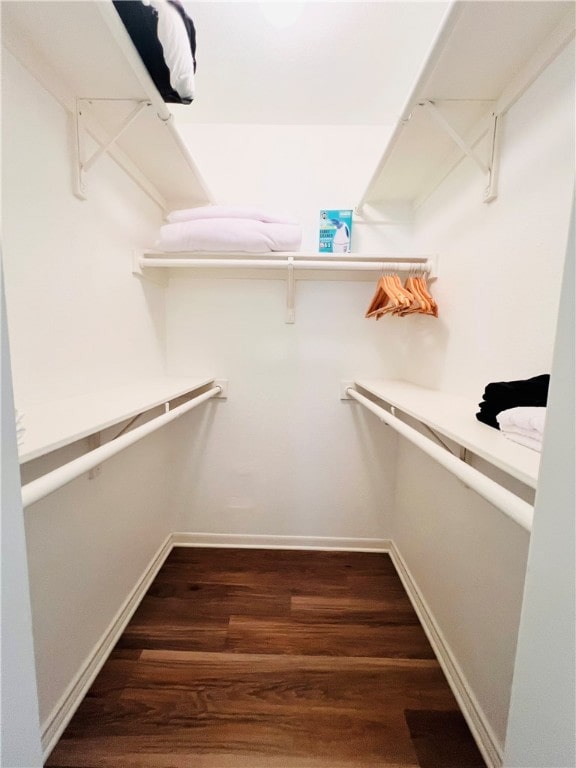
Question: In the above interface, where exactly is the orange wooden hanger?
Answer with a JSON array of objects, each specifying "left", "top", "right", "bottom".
[
  {"left": 365, "top": 275, "right": 390, "bottom": 318},
  {"left": 415, "top": 274, "right": 438, "bottom": 317}
]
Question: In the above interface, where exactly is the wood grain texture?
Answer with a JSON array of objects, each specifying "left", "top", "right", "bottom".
[{"left": 46, "top": 548, "right": 486, "bottom": 767}]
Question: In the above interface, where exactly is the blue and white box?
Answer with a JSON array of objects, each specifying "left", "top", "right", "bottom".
[{"left": 319, "top": 209, "right": 353, "bottom": 253}]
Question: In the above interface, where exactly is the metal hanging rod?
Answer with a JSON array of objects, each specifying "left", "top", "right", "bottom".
[
  {"left": 136, "top": 254, "right": 435, "bottom": 273},
  {"left": 346, "top": 387, "right": 534, "bottom": 532},
  {"left": 21, "top": 385, "right": 223, "bottom": 509}
]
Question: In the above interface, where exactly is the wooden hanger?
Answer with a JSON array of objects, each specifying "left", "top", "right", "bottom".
[
  {"left": 414, "top": 274, "right": 438, "bottom": 316},
  {"left": 400, "top": 276, "right": 424, "bottom": 315},
  {"left": 405, "top": 275, "right": 430, "bottom": 314},
  {"left": 374, "top": 275, "right": 410, "bottom": 319},
  {"left": 365, "top": 268, "right": 437, "bottom": 319},
  {"left": 366, "top": 272, "right": 404, "bottom": 318},
  {"left": 365, "top": 275, "right": 390, "bottom": 318},
  {"left": 389, "top": 274, "right": 415, "bottom": 316}
]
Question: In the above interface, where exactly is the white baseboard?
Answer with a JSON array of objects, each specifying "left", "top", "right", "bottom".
[
  {"left": 171, "top": 531, "right": 392, "bottom": 552},
  {"left": 41, "top": 534, "right": 174, "bottom": 761},
  {"left": 388, "top": 541, "right": 503, "bottom": 768}
]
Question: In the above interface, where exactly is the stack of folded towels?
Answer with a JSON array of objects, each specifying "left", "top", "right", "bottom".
[
  {"left": 496, "top": 407, "right": 547, "bottom": 452},
  {"left": 154, "top": 205, "right": 302, "bottom": 253},
  {"left": 476, "top": 374, "right": 549, "bottom": 452}
]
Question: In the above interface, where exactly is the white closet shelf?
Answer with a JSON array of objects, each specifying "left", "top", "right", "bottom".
[
  {"left": 2, "top": 0, "right": 212, "bottom": 210},
  {"left": 18, "top": 376, "right": 215, "bottom": 464},
  {"left": 353, "top": 379, "right": 541, "bottom": 489},
  {"left": 358, "top": 1, "right": 575, "bottom": 210}
]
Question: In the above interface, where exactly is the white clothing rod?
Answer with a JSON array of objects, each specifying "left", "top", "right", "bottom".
[
  {"left": 139, "top": 257, "right": 432, "bottom": 273},
  {"left": 347, "top": 388, "right": 534, "bottom": 532},
  {"left": 21, "top": 385, "right": 222, "bottom": 509}
]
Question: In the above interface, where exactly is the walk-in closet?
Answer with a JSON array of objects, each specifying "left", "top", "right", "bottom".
[{"left": 1, "top": 1, "right": 574, "bottom": 767}]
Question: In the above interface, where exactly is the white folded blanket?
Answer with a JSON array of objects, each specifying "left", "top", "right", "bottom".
[
  {"left": 167, "top": 205, "right": 299, "bottom": 225},
  {"left": 497, "top": 406, "right": 546, "bottom": 452},
  {"left": 155, "top": 218, "right": 302, "bottom": 253},
  {"left": 501, "top": 432, "right": 543, "bottom": 452}
]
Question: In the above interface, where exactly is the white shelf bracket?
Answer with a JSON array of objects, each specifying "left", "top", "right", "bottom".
[
  {"left": 340, "top": 381, "right": 355, "bottom": 399},
  {"left": 87, "top": 432, "right": 102, "bottom": 479},
  {"left": 213, "top": 380, "right": 229, "bottom": 398},
  {"left": 131, "top": 250, "right": 168, "bottom": 287},
  {"left": 483, "top": 112, "right": 502, "bottom": 204},
  {"left": 421, "top": 100, "right": 490, "bottom": 177},
  {"left": 73, "top": 98, "right": 150, "bottom": 200},
  {"left": 286, "top": 256, "right": 296, "bottom": 324}
]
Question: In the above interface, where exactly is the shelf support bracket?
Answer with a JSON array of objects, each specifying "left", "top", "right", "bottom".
[
  {"left": 286, "top": 256, "right": 295, "bottom": 324},
  {"left": 421, "top": 100, "right": 490, "bottom": 176},
  {"left": 483, "top": 112, "right": 502, "bottom": 204},
  {"left": 87, "top": 433, "right": 102, "bottom": 479},
  {"left": 73, "top": 98, "right": 150, "bottom": 200}
]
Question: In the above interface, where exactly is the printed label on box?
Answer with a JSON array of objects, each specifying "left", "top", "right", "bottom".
[{"left": 319, "top": 210, "right": 353, "bottom": 253}]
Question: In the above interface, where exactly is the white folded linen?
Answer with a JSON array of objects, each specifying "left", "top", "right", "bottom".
[
  {"left": 497, "top": 406, "right": 546, "bottom": 436},
  {"left": 501, "top": 432, "right": 543, "bottom": 452},
  {"left": 155, "top": 218, "right": 302, "bottom": 252},
  {"left": 497, "top": 406, "right": 546, "bottom": 452},
  {"left": 167, "top": 205, "right": 299, "bottom": 225}
]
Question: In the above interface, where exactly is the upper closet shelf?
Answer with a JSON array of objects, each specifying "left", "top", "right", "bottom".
[
  {"left": 358, "top": 1, "right": 575, "bottom": 211},
  {"left": 18, "top": 376, "right": 215, "bottom": 464},
  {"left": 1, "top": 0, "right": 213, "bottom": 211},
  {"left": 354, "top": 379, "right": 541, "bottom": 489}
]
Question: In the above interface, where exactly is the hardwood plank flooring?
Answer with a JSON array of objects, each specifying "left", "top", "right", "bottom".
[{"left": 46, "top": 548, "right": 486, "bottom": 767}]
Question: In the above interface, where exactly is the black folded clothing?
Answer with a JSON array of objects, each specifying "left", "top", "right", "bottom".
[{"left": 476, "top": 374, "right": 550, "bottom": 429}]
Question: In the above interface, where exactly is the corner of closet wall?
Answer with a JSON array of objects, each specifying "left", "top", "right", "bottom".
[{"left": 406, "top": 40, "right": 575, "bottom": 402}]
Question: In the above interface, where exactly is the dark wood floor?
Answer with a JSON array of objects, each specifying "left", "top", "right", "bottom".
[{"left": 46, "top": 548, "right": 486, "bottom": 767}]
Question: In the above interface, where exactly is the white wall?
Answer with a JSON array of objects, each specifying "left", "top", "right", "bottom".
[
  {"left": 1, "top": 48, "right": 180, "bottom": 735},
  {"left": 405, "top": 43, "right": 575, "bottom": 399},
  {"left": 166, "top": 124, "right": 413, "bottom": 541},
  {"left": 166, "top": 274, "right": 399, "bottom": 540},
  {"left": 1, "top": 268, "right": 43, "bottom": 767},
  {"left": 2, "top": 49, "right": 167, "bottom": 404},
  {"left": 504, "top": 201, "right": 575, "bottom": 768},
  {"left": 390, "top": 41, "right": 575, "bottom": 759},
  {"left": 175, "top": 124, "right": 414, "bottom": 253}
]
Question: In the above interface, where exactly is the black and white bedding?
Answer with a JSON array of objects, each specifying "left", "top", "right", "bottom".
[{"left": 113, "top": 0, "right": 196, "bottom": 104}]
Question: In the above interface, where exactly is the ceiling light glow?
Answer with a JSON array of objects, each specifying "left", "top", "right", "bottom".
[{"left": 259, "top": 2, "right": 305, "bottom": 29}]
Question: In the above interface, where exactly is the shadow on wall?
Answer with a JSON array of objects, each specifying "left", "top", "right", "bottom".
[
  {"left": 393, "top": 310, "right": 451, "bottom": 391},
  {"left": 162, "top": 399, "right": 221, "bottom": 529},
  {"left": 346, "top": 399, "right": 400, "bottom": 515}
]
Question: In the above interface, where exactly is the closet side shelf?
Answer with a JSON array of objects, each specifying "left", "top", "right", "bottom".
[
  {"left": 18, "top": 377, "right": 215, "bottom": 464},
  {"left": 353, "top": 379, "right": 541, "bottom": 489}
]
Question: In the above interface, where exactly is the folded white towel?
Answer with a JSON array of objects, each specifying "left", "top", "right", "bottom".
[
  {"left": 155, "top": 218, "right": 302, "bottom": 253},
  {"left": 167, "top": 205, "right": 299, "bottom": 225},
  {"left": 497, "top": 406, "right": 546, "bottom": 437},
  {"left": 497, "top": 406, "right": 546, "bottom": 453},
  {"left": 501, "top": 431, "right": 543, "bottom": 452}
]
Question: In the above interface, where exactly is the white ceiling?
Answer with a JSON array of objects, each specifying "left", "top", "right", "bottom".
[{"left": 171, "top": 1, "right": 451, "bottom": 125}]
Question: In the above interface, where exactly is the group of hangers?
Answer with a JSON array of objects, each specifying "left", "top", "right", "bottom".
[{"left": 365, "top": 268, "right": 438, "bottom": 319}]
